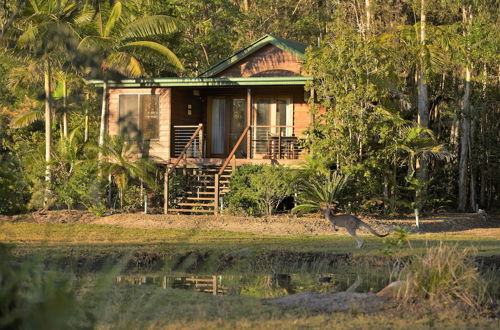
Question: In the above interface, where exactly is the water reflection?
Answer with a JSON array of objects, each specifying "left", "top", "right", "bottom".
[
  {"left": 117, "top": 275, "right": 227, "bottom": 295},
  {"left": 116, "top": 272, "right": 386, "bottom": 298}
]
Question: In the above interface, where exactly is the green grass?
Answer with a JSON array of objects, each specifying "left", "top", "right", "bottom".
[
  {"left": 1, "top": 222, "right": 499, "bottom": 256},
  {"left": 1, "top": 222, "right": 499, "bottom": 277}
]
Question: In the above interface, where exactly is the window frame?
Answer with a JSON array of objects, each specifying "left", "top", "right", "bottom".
[{"left": 118, "top": 92, "right": 161, "bottom": 141}]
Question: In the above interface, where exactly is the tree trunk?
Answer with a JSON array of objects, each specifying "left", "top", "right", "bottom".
[
  {"left": 469, "top": 124, "right": 476, "bottom": 211},
  {"left": 365, "top": 0, "right": 371, "bottom": 34},
  {"left": 416, "top": 0, "right": 428, "bottom": 200},
  {"left": 458, "top": 66, "right": 471, "bottom": 211},
  {"left": 44, "top": 60, "right": 52, "bottom": 208},
  {"left": 84, "top": 92, "right": 89, "bottom": 142},
  {"left": 62, "top": 79, "right": 68, "bottom": 137},
  {"left": 98, "top": 81, "right": 108, "bottom": 170},
  {"left": 458, "top": 7, "right": 472, "bottom": 212}
]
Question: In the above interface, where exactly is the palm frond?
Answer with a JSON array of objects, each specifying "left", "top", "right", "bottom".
[
  {"left": 122, "top": 41, "right": 184, "bottom": 70},
  {"left": 11, "top": 110, "right": 44, "bottom": 128},
  {"left": 103, "top": 1, "right": 122, "bottom": 37},
  {"left": 105, "top": 52, "right": 145, "bottom": 77},
  {"left": 122, "top": 15, "right": 178, "bottom": 39},
  {"left": 293, "top": 171, "right": 349, "bottom": 214},
  {"left": 17, "top": 24, "right": 38, "bottom": 47},
  {"left": 77, "top": 35, "right": 110, "bottom": 51}
]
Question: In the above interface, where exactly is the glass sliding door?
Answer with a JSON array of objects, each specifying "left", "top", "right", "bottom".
[
  {"left": 211, "top": 98, "right": 225, "bottom": 155},
  {"left": 276, "top": 98, "right": 292, "bottom": 136},
  {"left": 230, "top": 98, "right": 246, "bottom": 157},
  {"left": 253, "top": 99, "right": 272, "bottom": 154},
  {"left": 253, "top": 98, "right": 293, "bottom": 157}
]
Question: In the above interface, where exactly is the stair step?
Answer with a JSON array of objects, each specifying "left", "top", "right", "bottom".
[
  {"left": 186, "top": 197, "right": 216, "bottom": 201},
  {"left": 184, "top": 191, "right": 214, "bottom": 195},
  {"left": 169, "top": 209, "right": 214, "bottom": 213},
  {"left": 177, "top": 202, "right": 215, "bottom": 207}
]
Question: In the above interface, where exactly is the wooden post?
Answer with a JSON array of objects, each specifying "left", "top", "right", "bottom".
[
  {"left": 164, "top": 166, "right": 169, "bottom": 214},
  {"left": 212, "top": 275, "right": 218, "bottom": 296},
  {"left": 214, "top": 174, "right": 219, "bottom": 215},
  {"left": 246, "top": 88, "right": 252, "bottom": 159},
  {"left": 198, "top": 123, "right": 203, "bottom": 158}
]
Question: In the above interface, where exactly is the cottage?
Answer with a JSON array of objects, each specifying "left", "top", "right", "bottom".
[{"left": 90, "top": 35, "right": 315, "bottom": 214}]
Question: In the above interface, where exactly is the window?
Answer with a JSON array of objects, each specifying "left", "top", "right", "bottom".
[
  {"left": 119, "top": 94, "right": 160, "bottom": 140},
  {"left": 254, "top": 98, "right": 293, "bottom": 136}
]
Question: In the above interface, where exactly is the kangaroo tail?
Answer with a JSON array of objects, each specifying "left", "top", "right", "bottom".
[{"left": 359, "top": 221, "right": 389, "bottom": 238}]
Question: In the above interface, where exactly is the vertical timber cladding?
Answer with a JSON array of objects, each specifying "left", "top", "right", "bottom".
[
  {"left": 107, "top": 88, "right": 172, "bottom": 162},
  {"left": 216, "top": 44, "right": 303, "bottom": 78}
]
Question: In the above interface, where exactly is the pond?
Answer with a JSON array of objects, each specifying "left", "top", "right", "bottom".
[{"left": 115, "top": 265, "right": 392, "bottom": 299}]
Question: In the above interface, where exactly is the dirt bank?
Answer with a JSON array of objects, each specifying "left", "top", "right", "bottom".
[{"left": 2, "top": 210, "right": 498, "bottom": 236}]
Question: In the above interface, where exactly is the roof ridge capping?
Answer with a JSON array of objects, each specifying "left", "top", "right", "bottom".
[{"left": 198, "top": 34, "right": 308, "bottom": 78}]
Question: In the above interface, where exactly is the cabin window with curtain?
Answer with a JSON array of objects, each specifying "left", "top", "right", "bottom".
[{"left": 119, "top": 94, "right": 160, "bottom": 140}]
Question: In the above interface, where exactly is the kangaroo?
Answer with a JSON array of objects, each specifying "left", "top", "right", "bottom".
[{"left": 321, "top": 207, "right": 388, "bottom": 249}]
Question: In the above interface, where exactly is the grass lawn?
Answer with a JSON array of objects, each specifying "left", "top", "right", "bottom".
[{"left": 1, "top": 222, "right": 499, "bottom": 258}]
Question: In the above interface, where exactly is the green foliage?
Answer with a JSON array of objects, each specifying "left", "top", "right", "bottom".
[
  {"left": 381, "top": 226, "right": 413, "bottom": 256},
  {"left": 51, "top": 129, "right": 100, "bottom": 209},
  {"left": 292, "top": 171, "right": 349, "bottom": 215},
  {"left": 0, "top": 245, "right": 88, "bottom": 329},
  {"left": 397, "top": 244, "right": 495, "bottom": 313},
  {"left": 227, "top": 164, "right": 298, "bottom": 216},
  {"left": 100, "top": 135, "right": 157, "bottom": 209},
  {"left": 0, "top": 155, "right": 29, "bottom": 214},
  {"left": 88, "top": 203, "right": 106, "bottom": 217}
]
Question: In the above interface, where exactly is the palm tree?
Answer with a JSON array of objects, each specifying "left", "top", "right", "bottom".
[
  {"left": 292, "top": 172, "right": 349, "bottom": 214},
  {"left": 77, "top": 1, "right": 184, "bottom": 163},
  {"left": 10, "top": 0, "right": 83, "bottom": 206},
  {"left": 99, "top": 135, "right": 156, "bottom": 210}
]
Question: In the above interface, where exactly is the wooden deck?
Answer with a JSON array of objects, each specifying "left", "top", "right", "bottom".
[{"left": 167, "top": 157, "right": 306, "bottom": 167}]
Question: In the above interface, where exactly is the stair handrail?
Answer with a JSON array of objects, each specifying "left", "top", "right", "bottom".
[
  {"left": 217, "top": 125, "right": 250, "bottom": 176},
  {"left": 168, "top": 123, "right": 203, "bottom": 175}
]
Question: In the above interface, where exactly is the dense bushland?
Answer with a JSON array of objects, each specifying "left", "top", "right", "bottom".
[{"left": 0, "top": 0, "right": 498, "bottom": 215}]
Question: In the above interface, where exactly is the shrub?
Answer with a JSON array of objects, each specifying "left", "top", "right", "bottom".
[
  {"left": 52, "top": 160, "right": 100, "bottom": 210},
  {"left": 226, "top": 164, "right": 298, "bottom": 216},
  {"left": 0, "top": 155, "right": 29, "bottom": 214},
  {"left": 397, "top": 244, "right": 495, "bottom": 313}
]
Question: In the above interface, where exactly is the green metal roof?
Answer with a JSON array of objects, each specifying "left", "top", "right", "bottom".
[
  {"left": 198, "top": 34, "right": 308, "bottom": 78},
  {"left": 86, "top": 76, "right": 311, "bottom": 88}
]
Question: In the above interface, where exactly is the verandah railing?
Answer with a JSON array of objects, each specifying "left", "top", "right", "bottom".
[
  {"left": 251, "top": 125, "right": 304, "bottom": 159},
  {"left": 173, "top": 125, "right": 204, "bottom": 158},
  {"left": 164, "top": 124, "right": 203, "bottom": 214}
]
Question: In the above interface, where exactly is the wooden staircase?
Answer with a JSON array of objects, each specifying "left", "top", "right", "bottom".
[
  {"left": 164, "top": 124, "right": 250, "bottom": 215},
  {"left": 168, "top": 165, "right": 233, "bottom": 214}
]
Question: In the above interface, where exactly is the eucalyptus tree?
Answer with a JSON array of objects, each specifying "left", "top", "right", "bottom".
[
  {"left": 77, "top": 0, "right": 183, "bottom": 164},
  {"left": 450, "top": 0, "right": 499, "bottom": 211}
]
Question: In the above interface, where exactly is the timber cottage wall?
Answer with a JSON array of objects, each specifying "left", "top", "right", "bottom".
[
  {"left": 108, "top": 88, "right": 171, "bottom": 162},
  {"left": 216, "top": 44, "right": 304, "bottom": 77}
]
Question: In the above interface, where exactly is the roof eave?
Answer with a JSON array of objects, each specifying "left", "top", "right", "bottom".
[
  {"left": 85, "top": 77, "right": 312, "bottom": 88},
  {"left": 198, "top": 34, "right": 307, "bottom": 78}
]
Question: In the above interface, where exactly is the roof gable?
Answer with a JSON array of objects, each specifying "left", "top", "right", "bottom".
[{"left": 199, "top": 34, "right": 307, "bottom": 78}]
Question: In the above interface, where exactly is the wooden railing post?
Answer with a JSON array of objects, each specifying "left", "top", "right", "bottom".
[
  {"left": 246, "top": 88, "right": 252, "bottom": 159},
  {"left": 164, "top": 166, "right": 169, "bottom": 214},
  {"left": 198, "top": 123, "right": 203, "bottom": 158},
  {"left": 214, "top": 174, "right": 219, "bottom": 215},
  {"left": 217, "top": 125, "right": 250, "bottom": 176}
]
